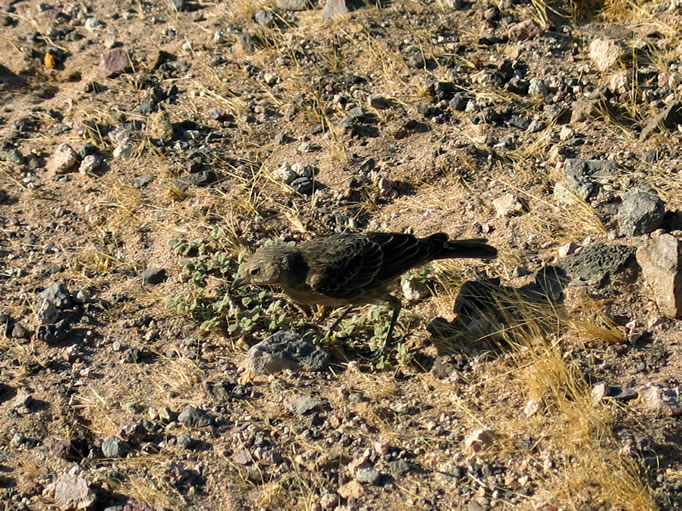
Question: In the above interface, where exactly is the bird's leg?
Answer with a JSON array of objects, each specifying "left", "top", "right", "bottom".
[
  {"left": 291, "top": 302, "right": 314, "bottom": 319},
  {"left": 314, "top": 305, "right": 332, "bottom": 321},
  {"left": 326, "top": 305, "right": 354, "bottom": 336},
  {"left": 373, "top": 295, "right": 402, "bottom": 359}
]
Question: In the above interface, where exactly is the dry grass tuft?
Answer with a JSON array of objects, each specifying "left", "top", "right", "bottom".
[
  {"left": 153, "top": 354, "right": 205, "bottom": 400},
  {"left": 472, "top": 286, "right": 656, "bottom": 509},
  {"left": 107, "top": 463, "right": 186, "bottom": 510},
  {"left": 73, "top": 387, "right": 120, "bottom": 438}
]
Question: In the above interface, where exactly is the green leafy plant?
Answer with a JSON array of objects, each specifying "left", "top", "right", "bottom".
[
  {"left": 325, "top": 305, "right": 411, "bottom": 365},
  {"left": 167, "top": 231, "right": 409, "bottom": 363},
  {"left": 166, "top": 231, "right": 303, "bottom": 336}
]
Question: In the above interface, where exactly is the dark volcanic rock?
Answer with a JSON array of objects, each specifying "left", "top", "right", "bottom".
[
  {"left": 36, "top": 319, "right": 71, "bottom": 344},
  {"left": 139, "top": 268, "right": 167, "bottom": 285},
  {"left": 0, "top": 147, "right": 24, "bottom": 164},
  {"left": 560, "top": 244, "right": 637, "bottom": 285},
  {"left": 617, "top": 189, "right": 665, "bottom": 237},
  {"left": 555, "top": 158, "right": 620, "bottom": 203},
  {"left": 178, "top": 406, "right": 212, "bottom": 428},
  {"left": 640, "top": 101, "right": 682, "bottom": 141}
]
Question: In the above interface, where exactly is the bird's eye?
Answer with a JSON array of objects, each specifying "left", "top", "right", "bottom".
[{"left": 250, "top": 267, "right": 260, "bottom": 276}]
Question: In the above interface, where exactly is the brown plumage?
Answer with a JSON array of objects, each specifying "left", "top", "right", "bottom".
[{"left": 231, "top": 232, "right": 497, "bottom": 356}]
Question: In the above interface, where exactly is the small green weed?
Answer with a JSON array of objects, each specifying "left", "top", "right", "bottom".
[
  {"left": 166, "top": 231, "right": 304, "bottom": 335},
  {"left": 329, "top": 305, "right": 412, "bottom": 366},
  {"left": 167, "top": 231, "right": 411, "bottom": 364}
]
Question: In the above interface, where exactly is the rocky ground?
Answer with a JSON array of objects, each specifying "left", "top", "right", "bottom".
[{"left": 1, "top": 0, "right": 682, "bottom": 509}]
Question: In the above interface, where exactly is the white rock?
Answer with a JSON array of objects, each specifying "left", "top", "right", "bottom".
[
  {"left": 493, "top": 193, "right": 524, "bottom": 217},
  {"left": 263, "top": 72, "right": 278, "bottom": 86},
  {"left": 273, "top": 163, "right": 297, "bottom": 184},
  {"left": 464, "top": 428, "right": 497, "bottom": 453},
  {"left": 108, "top": 129, "right": 131, "bottom": 146},
  {"left": 524, "top": 398, "right": 541, "bottom": 416},
  {"left": 559, "top": 126, "right": 575, "bottom": 141},
  {"left": 640, "top": 384, "right": 681, "bottom": 416},
  {"left": 113, "top": 143, "right": 133, "bottom": 160},
  {"left": 608, "top": 70, "right": 631, "bottom": 94},
  {"left": 589, "top": 38, "right": 627, "bottom": 72},
  {"left": 591, "top": 382, "right": 608, "bottom": 403},
  {"left": 84, "top": 17, "right": 104, "bottom": 31},
  {"left": 47, "top": 144, "right": 78, "bottom": 175},
  {"left": 558, "top": 242, "right": 578, "bottom": 257},
  {"left": 401, "top": 278, "right": 429, "bottom": 302},
  {"left": 78, "top": 154, "right": 101, "bottom": 174}
]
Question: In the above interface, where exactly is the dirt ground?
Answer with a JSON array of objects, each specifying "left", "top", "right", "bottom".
[{"left": 1, "top": 0, "right": 682, "bottom": 509}]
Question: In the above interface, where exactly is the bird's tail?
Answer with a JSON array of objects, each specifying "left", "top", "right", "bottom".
[{"left": 430, "top": 234, "right": 498, "bottom": 259}]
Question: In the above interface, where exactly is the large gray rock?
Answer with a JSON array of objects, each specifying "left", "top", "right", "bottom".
[
  {"left": 178, "top": 406, "right": 212, "bottom": 428},
  {"left": 636, "top": 234, "right": 682, "bottom": 318},
  {"left": 617, "top": 189, "right": 665, "bottom": 236},
  {"left": 247, "top": 330, "right": 329, "bottom": 374},
  {"left": 279, "top": 0, "right": 311, "bottom": 10},
  {"left": 322, "top": 0, "right": 349, "bottom": 18},
  {"left": 355, "top": 466, "right": 381, "bottom": 485},
  {"left": 554, "top": 158, "right": 619, "bottom": 204},
  {"left": 37, "top": 283, "right": 72, "bottom": 325},
  {"left": 40, "top": 283, "right": 72, "bottom": 309},
  {"left": 101, "top": 436, "right": 130, "bottom": 458}
]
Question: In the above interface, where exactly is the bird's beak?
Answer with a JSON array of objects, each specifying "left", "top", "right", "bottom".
[{"left": 230, "top": 275, "right": 248, "bottom": 291}]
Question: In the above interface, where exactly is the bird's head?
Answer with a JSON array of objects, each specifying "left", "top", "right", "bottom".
[{"left": 231, "top": 246, "right": 295, "bottom": 290}]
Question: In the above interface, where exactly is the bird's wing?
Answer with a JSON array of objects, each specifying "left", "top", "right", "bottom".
[
  {"left": 303, "top": 233, "right": 436, "bottom": 298},
  {"left": 368, "top": 232, "right": 439, "bottom": 280}
]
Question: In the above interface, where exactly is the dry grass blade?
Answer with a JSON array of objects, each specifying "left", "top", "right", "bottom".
[{"left": 491, "top": 289, "right": 655, "bottom": 509}]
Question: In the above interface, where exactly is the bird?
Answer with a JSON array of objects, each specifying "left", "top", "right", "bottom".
[{"left": 231, "top": 232, "right": 498, "bottom": 357}]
